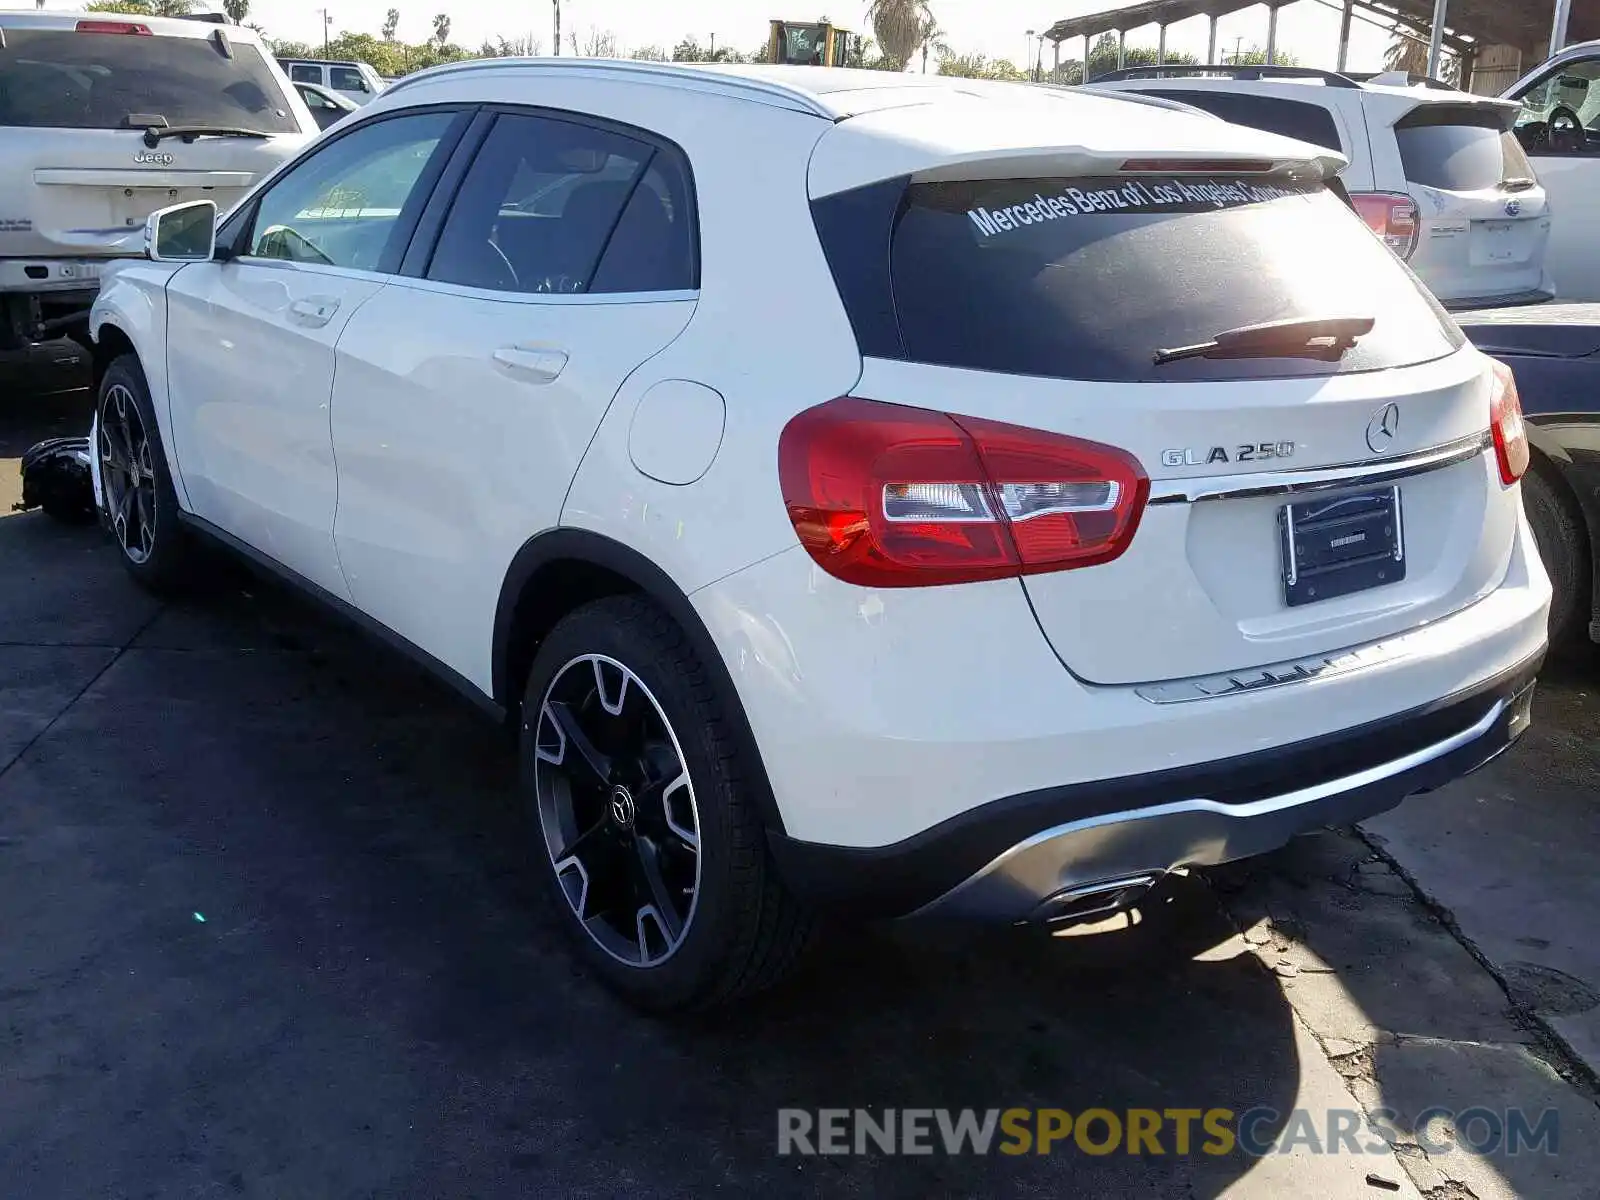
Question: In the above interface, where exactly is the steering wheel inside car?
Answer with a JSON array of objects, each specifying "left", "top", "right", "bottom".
[{"left": 1547, "top": 105, "right": 1586, "bottom": 153}]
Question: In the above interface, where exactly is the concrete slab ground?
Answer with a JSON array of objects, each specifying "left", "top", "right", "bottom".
[{"left": 3, "top": 383, "right": 1597, "bottom": 1197}]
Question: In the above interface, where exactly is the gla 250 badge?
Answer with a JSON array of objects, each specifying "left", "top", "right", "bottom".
[{"left": 1161, "top": 441, "right": 1296, "bottom": 468}]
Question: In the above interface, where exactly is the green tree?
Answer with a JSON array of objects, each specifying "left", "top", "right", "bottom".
[
  {"left": 631, "top": 45, "right": 669, "bottom": 62},
  {"left": 431, "top": 13, "right": 450, "bottom": 48},
  {"left": 382, "top": 8, "right": 400, "bottom": 40},
  {"left": 937, "top": 52, "right": 1026, "bottom": 81},
  {"left": 1081, "top": 32, "right": 1202, "bottom": 81},
  {"left": 222, "top": 0, "right": 248, "bottom": 24},
  {"left": 671, "top": 36, "right": 741, "bottom": 63},
  {"left": 86, "top": 0, "right": 199, "bottom": 14},
  {"left": 867, "top": 0, "right": 935, "bottom": 71},
  {"left": 476, "top": 34, "right": 541, "bottom": 58}
]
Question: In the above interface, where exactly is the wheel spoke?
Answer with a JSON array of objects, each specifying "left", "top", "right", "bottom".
[
  {"left": 631, "top": 836, "right": 684, "bottom": 942},
  {"left": 592, "top": 657, "right": 629, "bottom": 716},
  {"left": 542, "top": 700, "right": 612, "bottom": 785},
  {"left": 555, "top": 813, "right": 609, "bottom": 865}
]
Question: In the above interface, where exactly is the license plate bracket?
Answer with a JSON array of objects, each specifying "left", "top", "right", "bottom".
[{"left": 1279, "top": 485, "right": 1405, "bottom": 607}]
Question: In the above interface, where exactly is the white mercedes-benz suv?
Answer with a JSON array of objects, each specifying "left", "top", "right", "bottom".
[{"left": 86, "top": 62, "right": 1550, "bottom": 1010}]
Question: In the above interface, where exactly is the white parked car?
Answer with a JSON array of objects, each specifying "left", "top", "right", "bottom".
[
  {"left": 276, "top": 58, "right": 387, "bottom": 107},
  {"left": 1504, "top": 39, "right": 1600, "bottom": 301},
  {"left": 1093, "top": 65, "right": 1554, "bottom": 310},
  {"left": 0, "top": 10, "right": 316, "bottom": 354},
  {"left": 88, "top": 62, "right": 1549, "bottom": 1009}
]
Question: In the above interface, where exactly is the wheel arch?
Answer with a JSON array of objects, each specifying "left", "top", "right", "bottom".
[
  {"left": 1525, "top": 440, "right": 1600, "bottom": 643},
  {"left": 493, "top": 528, "right": 788, "bottom": 835}
]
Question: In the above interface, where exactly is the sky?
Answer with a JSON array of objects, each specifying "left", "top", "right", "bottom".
[{"left": 37, "top": 0, "right": 1401, "bottom": 71}]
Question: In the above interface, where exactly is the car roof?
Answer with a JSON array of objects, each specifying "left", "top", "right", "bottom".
[{"left": 0, "top": 9, "right": 267, "bottom": 43}]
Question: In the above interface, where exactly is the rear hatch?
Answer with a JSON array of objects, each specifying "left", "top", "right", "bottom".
[
  {"left": 1375, "top": 94, "right": 1552, "bottom": 306},
  {"left": 0, "top": 19, "right": 310, "bottom": 259},
  {"left": 809, "top": 97, "right": 1518, "bottom": 686}
]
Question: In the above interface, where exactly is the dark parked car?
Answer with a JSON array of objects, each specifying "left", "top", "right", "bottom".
[{"left": 1458, "top": 305, "right": 1600, "bottom": 646}]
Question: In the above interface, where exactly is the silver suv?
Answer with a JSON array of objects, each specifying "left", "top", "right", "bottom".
[
  {"left": 0, "top": 10, "right": 314, "bottom": 353},
  {"left": 1093, "top": 65, "right": 1553, "bottom": 310}
]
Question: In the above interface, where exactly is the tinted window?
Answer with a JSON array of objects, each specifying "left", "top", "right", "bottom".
[
  {"left": 248, "top": 111, "right": 455, "bottom": 271},
  {"left": 0, "top": 29, "right": 298, "bottom": 133},
  {"left": 329, "top": 66, "right": 368, "bottom": 92},
  {"left": 289, "top": 64, "right": 322, "bottom": 84},
  {"left": 589, "top": 157, "right": 697, "bottom": 292},
  {"left": 428, "top": 112, "right": 691, "bottom": 294},
  {"left": 817, "top": 173, "right": 1461, "bottom": 383},
  {"left": 1145, "top": 89, "right": 1344, "bottom": 152},
  {"left": 1394, "top": 105, "right": 1535, "bottom": 190}
]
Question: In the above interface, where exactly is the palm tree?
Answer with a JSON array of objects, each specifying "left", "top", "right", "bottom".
[
  {"left": 867, "top": 0, "right": 935, "bottom": 72},
  {"left": 918, "top": 16, "right": 951, "bottom": 74},
  {"left": 222, "top": 0, "right": 248, "bottom": 23}
]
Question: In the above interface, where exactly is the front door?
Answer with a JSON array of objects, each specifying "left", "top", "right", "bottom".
[
  {"left": 164, "top": 108, "right": 465, "bottom": 598},
  {"left": 1510, "top": 52, "right": 1600, "bottom": 301}
]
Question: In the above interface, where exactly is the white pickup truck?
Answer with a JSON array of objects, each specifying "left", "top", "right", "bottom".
[{"left": 1506, "top": 40, "right": 1600, "bottom": 301}]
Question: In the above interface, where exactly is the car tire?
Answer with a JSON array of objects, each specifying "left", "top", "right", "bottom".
[
  {"left": 520, "top": 594, "right": 813, "bottom": 1011},
  {"left": 1522, "top": 465, "right": 1589, "bottom": 647},
  {"left": 96, "top": 353, "right": 192, "bottom": 594}
]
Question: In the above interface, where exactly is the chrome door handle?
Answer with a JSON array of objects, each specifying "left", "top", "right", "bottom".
[
  {"left": 289, "top": 297, "right": 339, "bottom": 326},
  {"left": 492, "top": 346, "right": 568, "bottom": 384}
]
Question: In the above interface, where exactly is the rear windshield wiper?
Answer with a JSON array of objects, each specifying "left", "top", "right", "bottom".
[
  {"left": 141, "top": 125, "right": 271, "bottom": 148},
  {"left": 1154, "top": 316, "right": 1376, "bottom": 366},
  {"left": 1501, "top": 177, "right": 1537, "bottom": 193}
]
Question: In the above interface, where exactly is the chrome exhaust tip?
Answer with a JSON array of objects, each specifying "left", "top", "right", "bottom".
[{"left": 1028, "top": 873, "right": 1162, "bottom": 927}]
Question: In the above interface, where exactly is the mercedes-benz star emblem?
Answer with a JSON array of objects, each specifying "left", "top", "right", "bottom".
[
  {"left": 608, "top": 784, "right": 636, "bottom": 830},
  {"left": 1366, "top": 402, "right": 1401, "bottom": 454},
  {"left": 1504, "top": 198, "right": 1522, "bottom": 217}
]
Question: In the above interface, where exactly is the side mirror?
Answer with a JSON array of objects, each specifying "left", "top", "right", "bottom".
[{"left": 144, "top": 200, "right": 217, "bottom": 263}]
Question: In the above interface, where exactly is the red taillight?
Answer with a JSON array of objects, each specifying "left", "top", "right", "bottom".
[
  {"left": 75, "top": 19, "right": 153, "bottom": 34},
  {"left": 1350, "top": 191, "right": 1419, "bottom": 259},
  {"left": 777, "top": 397, "right": 1149, "bottom": 588},
  {"left": 1489, "top": 360, "right": 1529, "bottom": 485}
]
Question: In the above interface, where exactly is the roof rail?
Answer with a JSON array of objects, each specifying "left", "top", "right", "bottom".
[
  {"left": 1091, "top": 64, "right": 1362, "bottom": 89},
  {"left": 1344, "top": 70, "right": 1456, "bottom": 90},
  {"left": 381, "top": 57, "right": 835, "bottom": 117}
]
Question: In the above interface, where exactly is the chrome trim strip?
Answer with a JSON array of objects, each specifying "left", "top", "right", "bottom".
[
  {"left": 910, "top": 698, "right": 1504, "bottom": 920},
  {"left": 1147, "top": 430, "right": 1491, "bottom": 505}
]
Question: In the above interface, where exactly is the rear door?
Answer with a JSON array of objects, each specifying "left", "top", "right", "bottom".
[
  {"left": 329, "top": 108, "right": 699, "bottom": 687},
  {"left": 813, "top": 160, "right": 1515, "bottom": 685},
  {"left": 1506, "top": 51, "right": 1600, "bottom": 302},
  {"left": 1369, "top": 96, "right": 1552, "bottom": 306},
  {"left": 164, "top": 108, "right": 467, "bottom": 597},
  {"left": 0, "top": 21, "right": 311, "bottom": 260}
]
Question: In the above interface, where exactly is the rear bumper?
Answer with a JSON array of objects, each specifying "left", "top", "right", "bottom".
[
  {"left": 1441, "top": 287, "right": 1555, "bottom": 312},
  {"left": 769, "top": 652, "right": 1541, "bottom": 921}
]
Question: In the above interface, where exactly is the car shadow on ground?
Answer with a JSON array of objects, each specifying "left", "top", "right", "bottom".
[{"left": 0, "top": 515, "right": 1329, "bottom": 1197}]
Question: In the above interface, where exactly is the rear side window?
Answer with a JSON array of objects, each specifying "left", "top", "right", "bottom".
[
  {"left": 0, "top": 29, "right": 299, "bottom": 133},
  {"left": 289, "top": 64, "right": 322, "bottom": 85},
  {"left": 815, "top": 173, "right": 1462, "bottom": 383},
  {"left": 428, "top": 111, "right": 696, "bottom": 294},
  {"left": 1143, "top": 90, "right": 1344, "bottom": 152},
  {"left": 1393, "top": 105, "right": 1534, "bottom": 190}
]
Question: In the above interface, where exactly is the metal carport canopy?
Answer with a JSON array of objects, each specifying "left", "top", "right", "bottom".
[{"left": 1045, "top": 0, "right": 1262, "bottom": 41}]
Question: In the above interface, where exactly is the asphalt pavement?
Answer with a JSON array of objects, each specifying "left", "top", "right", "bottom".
[{"left": 3, "top": 376, "right": 1598, "bottom": 1198}]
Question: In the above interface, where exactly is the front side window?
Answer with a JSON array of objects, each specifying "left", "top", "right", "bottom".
[
  {"left": 427, "top": 111, "right": 696, "bottom": 294},
  {"left": 247, "top": 110, "right": 456, "bottom": 271},
  {"left": 329, "top": 66, "right": 369, "bottom": 93},
  {"left": 0, "top": 29, "right": 298, "bottom": 133},
  {"left": 1511, "top": 56, "right": 1600, "bottom": 156}
]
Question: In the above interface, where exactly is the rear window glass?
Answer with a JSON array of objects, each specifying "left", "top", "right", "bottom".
[
  {"left": 0, "top": 29, "right": 298, "bottom": 133},
  {"left": 1394, "top": 105, "right": 1534, "bottom": 191},
  {"left": 822, "top": 173, "right": 1462, "bottom": 383},
  {"left": 1144, "top": 90, "right": 1344, "bottom": 152}
]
